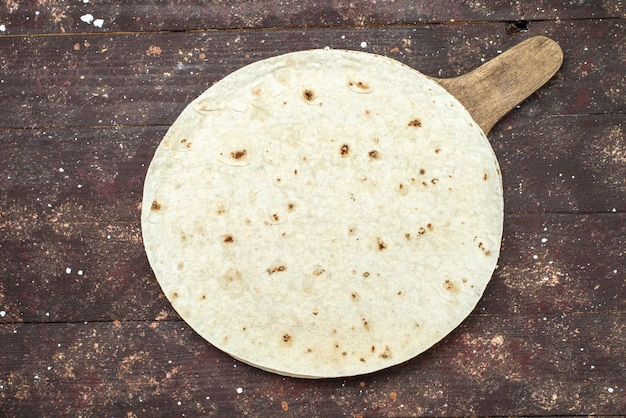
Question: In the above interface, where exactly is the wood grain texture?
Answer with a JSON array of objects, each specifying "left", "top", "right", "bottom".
[
  {"left": 436, "top": 36, "right": 563, "bottom": 133},
  {"left": 0, "top": 0, "right": 624, "bottom": 416},
  {"left": 0, "top": 20, "right": 624, "bottom": 129},
  {"left": 1, "top": 314, "right": 624, "bottom": 416},
  {"left": 0, "top": 0, "right": 622, "bottom": 35}
]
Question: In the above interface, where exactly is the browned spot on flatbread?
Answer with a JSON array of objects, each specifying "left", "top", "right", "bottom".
[
  {"left": 476, "top": 239, "right": 492, "bottom": 256},
  {"left": 362, "top": 318, "right": 370, "bottom": 331},
  {"left": 302, "top": 89, "right": 315, "bottom": 102},
  {"left": 151, "top": 199, "right": 161, "bottom": 211},
  {"left": 267, "top": 265, "right": 287, "bottom": 274},
  {"left": 408, "top": 118, "right": 422, "bottom": 127},
  {"left": 379, "top": 345, "right": 392, "bottom": 359},
  {"left": 216, "top": 269, "right": 248, "bottom": 298},
  {"left": 340, "top": 144, "right": 350, "bottom": 156},
  {"left": 377, "top": 237, "right": 387, "bottom": 251},
  {"left": 312, "top": 267, "right": 325, "bottom": 276},
  {"left": 231, "top": 149, "right": 247, "bottom": 160},
  {"left": 348, "top": 80, "right": 371, "bottom": 91}
]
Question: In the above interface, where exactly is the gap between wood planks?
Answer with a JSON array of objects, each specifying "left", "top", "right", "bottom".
[
  {"left": 0, "top": 16, "right": 622, "bottom": 38},
  {"left": 4, "top": 310, "right": 625, "bottom": 326}
]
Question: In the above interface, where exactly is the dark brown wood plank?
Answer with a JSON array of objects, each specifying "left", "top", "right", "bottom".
[
  {"left": 0, "top": 126, "right": 156, "bottom": 224},
  {"left": 0, "top": 20, "right": 623, "bottom": 129},
  {"left": 1, "top": 212, "right": 624, "bottom": 324},
  {"left": 485, "top": 213, "right": 626, "bottom": 316},
  {"left": 0, "top": 0, "right": 622, "bottom": 35},
  {"left": 1, "top": 313, "right": 624, "bottom": 416},
  {"left": 497, "top": 114, "right": 626, "bottom": 214},
  {"left": 0, "top": 220, "right": 168, "bottom": 324}
]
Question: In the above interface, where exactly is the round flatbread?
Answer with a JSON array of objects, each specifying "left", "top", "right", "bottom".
[{"left": 141, "top": 49, "right": 503, "bottom": 378}]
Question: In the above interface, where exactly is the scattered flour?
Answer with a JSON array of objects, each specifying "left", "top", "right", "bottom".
[{"left": 80, "top": 14, "right": 94, "bottom": 24}]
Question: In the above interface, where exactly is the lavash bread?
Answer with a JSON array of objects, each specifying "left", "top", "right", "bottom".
[{"left": 141, "top": 49, "right": 504, "bottom": 378}]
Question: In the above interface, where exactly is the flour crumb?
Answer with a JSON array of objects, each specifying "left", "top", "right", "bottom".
[{"left": 80, "top": 14, "right": 94, "bottom": 24}]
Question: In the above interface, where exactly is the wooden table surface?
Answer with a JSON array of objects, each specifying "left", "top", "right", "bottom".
[{"left": 1, "top": 1, "right": 624, "bottom": 416}]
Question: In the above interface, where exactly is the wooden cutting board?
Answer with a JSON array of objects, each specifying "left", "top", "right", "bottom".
[{"left": 141, "top": 35, "right": 564, "bottom": 378}]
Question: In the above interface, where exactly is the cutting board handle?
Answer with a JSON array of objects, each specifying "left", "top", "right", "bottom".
[{"left": 435, "top": 36, "right": 563, "bottom": 134}]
